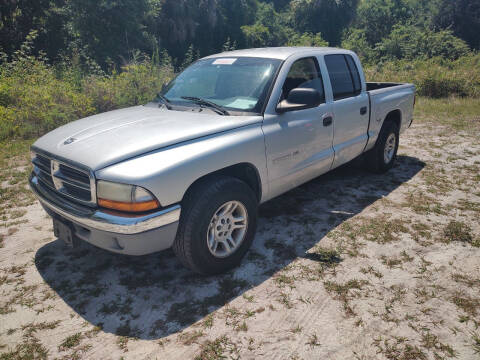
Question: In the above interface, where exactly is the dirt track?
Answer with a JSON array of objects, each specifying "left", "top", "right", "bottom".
[{"left": 1, "top": 121, "right": 480, "bottom": 359}]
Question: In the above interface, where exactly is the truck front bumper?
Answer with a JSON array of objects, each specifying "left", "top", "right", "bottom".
[{"left": 29, "top": 174, "right": 180, "bottom": 255}]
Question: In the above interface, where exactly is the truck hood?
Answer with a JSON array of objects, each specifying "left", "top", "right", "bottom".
[{"left": 32, "top": 105, "right": 263, "bottom": 170}]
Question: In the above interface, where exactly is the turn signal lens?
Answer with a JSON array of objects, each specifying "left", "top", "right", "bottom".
[
  {"left": 98, "top": 198, "right": 160, "bottom": 212},
  {"left": 97, "top": 180, "right": 160, "bottom": 213}
]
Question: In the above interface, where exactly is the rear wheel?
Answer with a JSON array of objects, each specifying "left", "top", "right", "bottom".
[
  {"left": 173, "top": 176, "right": 258, "bottom": 275},
  {"left": 365, "top": 120, "right": 399, "bottom": 173}
]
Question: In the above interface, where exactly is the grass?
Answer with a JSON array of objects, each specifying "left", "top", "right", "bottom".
[
  {"left": 116, "top": 336, "right": 129, "bottom": 352},
  {"left": 58, "top": 333, "right": 83, "bottom": 351},
  {"left": 451, "top": 273, "right": 480, "bottom": 288},
  {"left": 451, "top": 292, "right": 480, "bottom": 316},
  {"left": 0, "top": 140, "right": 35, "bottom": 219},
  {"left": 0, "top": 321, "right": 61, "bottom": 360},
  {"left": 201, "top": 314, "right": 214, "bottom": 329},
  {"left": 413, "top": 96, "right": 480, "bottom": 131},
  {"left": 334, "top": 216, "right": 409, "bottom": 244},
  {"left": 0, "top": 338, "right": 48, "bottom": 360},
  {"left": 179, "top": 330, "right": 204, "bottom": 346},
  {"left": 471, "top": 332, "right": 480, "bottom": 354},
  {"left": 360, "top": 266, "right": 383, "bottom": 278},
  {"left": 373, "top": 337, "right": 428, "bottom": 360},
  {"left": 324, "top": 279, "right": 369, "bottom": 317},
  {"left": 443, "top": 220, "right": 474, "bottom": 245},
  {"left": 242, "top": 293, "right": 254, "bottom": 302},
  {"left": 194, "top": 335, "right": 237, "bottom": 360},
  {"left": 273, "top": 273, "right": 296, "bottom": 288},
  {"left": 305, "top": 247, "right": 341, "bottom": 264},
  {"left": 291, "top": 324, "right": 302, "bottom": 334},
  {"left": 420, "top": 332, "right": 456, "bottom": 357},
  {"left": 278, "top": 292, "right": 293, "bottom": 309},
  {"left": 306, "top": 333, "right": 321, "bottom": 348}
]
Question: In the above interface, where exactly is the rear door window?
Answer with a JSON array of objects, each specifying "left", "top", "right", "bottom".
[{"left": 325, "top": 54, "right": 361, "bottom": 100}]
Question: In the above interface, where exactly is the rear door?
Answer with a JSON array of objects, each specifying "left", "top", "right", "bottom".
[
  {"left": 263, "top": 56, "right": 334, "bottom": 199},
  {"left": 324, "top": 54, "right": 369, "bottom": 168}
]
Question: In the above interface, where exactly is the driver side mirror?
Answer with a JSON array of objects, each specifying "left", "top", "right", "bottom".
[{"left": 276, "top": 88, "right": 322, "bottom": 113}]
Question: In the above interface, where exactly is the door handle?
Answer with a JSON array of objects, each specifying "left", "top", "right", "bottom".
[
  {"left": 360, "top": 106, "right": 367, "bottom": 115},
  {"left": 323, "top": 116, "right": 333, "bottom": 127}
]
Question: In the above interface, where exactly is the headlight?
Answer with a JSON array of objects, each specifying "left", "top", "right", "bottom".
[{"left": 97, "top": 180, "right": 160, "bottom": 213}]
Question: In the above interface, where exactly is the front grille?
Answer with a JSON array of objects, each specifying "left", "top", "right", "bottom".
[
  {"left": 34, "top": 154, "right": 51, "bottom": 174},
  {"left": 59, "top": 164, "right": 90, "bottom": 184},
  {"left": 32, "top": 152, "right": 95, "bottom": 206}
]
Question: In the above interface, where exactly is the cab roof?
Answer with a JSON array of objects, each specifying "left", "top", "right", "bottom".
[{"left": 203, "top": 47, "right": 347, "bottom": 61}]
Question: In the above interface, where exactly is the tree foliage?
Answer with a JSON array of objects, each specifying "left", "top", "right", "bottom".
[
  {"left": 290, "top": 0, "right": 359, "bottom": 46},
  {"left": 1, "top": 0, "right": 476, "bottom": 69},
  {"left": 375, "top": 25, "right": 470, "bottom": 61}
]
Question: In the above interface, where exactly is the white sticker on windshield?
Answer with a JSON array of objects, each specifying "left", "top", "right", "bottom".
[{"left": 212, "top": 58, "right": 237, "bottom": 65}]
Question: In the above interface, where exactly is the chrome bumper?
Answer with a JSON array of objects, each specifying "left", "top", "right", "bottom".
[{"left": 29, "top": 174, "right": 181, "bottom": 235}]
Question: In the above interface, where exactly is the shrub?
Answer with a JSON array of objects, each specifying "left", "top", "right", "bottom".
[
  {"left": 82, "top": 61, "right": 174, "bottom": 113},
  {"left": 363, "top": 54, "right": 480, "bottom": 98},
  {"left": 0, "top": 54, "right": 174, "bottom": 140},
  {"left": 0, "top": 57, "right": 95, "bottom": 140}
]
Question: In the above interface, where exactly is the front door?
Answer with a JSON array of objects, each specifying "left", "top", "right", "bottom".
[{"left": 263, "top": 56, "right": 334, "bottom": 199}]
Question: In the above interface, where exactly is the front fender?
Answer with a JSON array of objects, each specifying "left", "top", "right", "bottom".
[{"left": 95, "top": 124, "right": 268, "bottom": 207}]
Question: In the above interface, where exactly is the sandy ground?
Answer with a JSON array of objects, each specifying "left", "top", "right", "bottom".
[{"left": 1, "top": 122, "right": 480, "bottom": 360}]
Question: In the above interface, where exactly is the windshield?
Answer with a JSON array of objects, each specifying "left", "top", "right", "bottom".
[{"left": 160, "top": 57, "right": 282, "bottom": 114}]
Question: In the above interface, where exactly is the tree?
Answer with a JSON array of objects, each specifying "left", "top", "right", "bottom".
[
  {"left": 241, "top": 2, "right": 290, "bottom": 47},
  {"left": 353, "top": 0, "right": 415, "bottom": 46},
  {"left": 286, "top": 32, "right": 328, "bottom": 47},
  {"left": 375, "top": 25, "right": 470, "bottom": 61},
  {"left": 65, "top": 0, "right": 152, "bottom": 66},
  {"left": 241, "top": 24, "right": 271, "bottom": 48},
  {"left": 259, "top": 0, "right": 291, "bottom": 10},
  {"left": 0, "top": 0, "right": 68, "bottom": 61},
  {"left": 433, "top": 0, "right": 480, "bottom": 49},
  {"left": 290, "top": 0, "right": 359, "bottom": 46},
  {"left": 341, "top": 28, "right": 375, "bottom": 62}
]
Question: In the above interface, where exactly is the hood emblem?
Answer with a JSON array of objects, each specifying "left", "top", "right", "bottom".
[{"left": 64, "top": 137, "right": 76, "bottom": 145}]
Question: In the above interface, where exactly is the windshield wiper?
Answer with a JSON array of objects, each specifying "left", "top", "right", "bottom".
[
  {"left": 181, "top": 96, "right": 230, "bottom": 116},
  {"left": 156, "top": 94, "right": 172, "bottom": 110}
]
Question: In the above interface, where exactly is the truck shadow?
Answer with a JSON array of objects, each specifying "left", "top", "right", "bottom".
[{"left": 34, "top": 155, "right": 425, "bottom": 340}]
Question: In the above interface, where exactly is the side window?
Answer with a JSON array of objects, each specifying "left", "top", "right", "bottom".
[
  {"left": 282, "top": 57, "right": 325, "bottom": 102},
  {"left": 345, "top": 55, "right": 361, "bottom": 93},
  {"left": 325, "top": 54, "right": 360, "bottom": 100}
]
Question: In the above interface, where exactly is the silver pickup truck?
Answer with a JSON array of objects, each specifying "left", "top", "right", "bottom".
[{"left": 29, "top": 47, "right": 415, "bottom": 274}]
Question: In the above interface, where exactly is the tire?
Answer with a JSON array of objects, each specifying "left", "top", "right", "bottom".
[
  {"left": 173, "top": 175, "right": 258, "bottom": 275},
  {"left": 365, "top": 120, "right": 399, "bottom": 173}
]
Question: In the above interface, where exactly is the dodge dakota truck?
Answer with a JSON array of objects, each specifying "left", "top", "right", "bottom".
[{"left": 29, "top": 47, "right": 415, "bottom": 274}]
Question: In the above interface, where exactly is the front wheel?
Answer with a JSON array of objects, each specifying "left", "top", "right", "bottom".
[
  {"left": 173, "top": 176, "right": 258, "bottom": 275},
  {"left": 365, "top": 120, "right": 399, "bottom": 173}
]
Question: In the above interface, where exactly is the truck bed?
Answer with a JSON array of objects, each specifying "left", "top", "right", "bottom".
[
  {"left": 364, "top": 81, "right": 415, "bottom": 152},
  {"left": 367, "top": 82, "right": 404, "bottom": 91}
]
